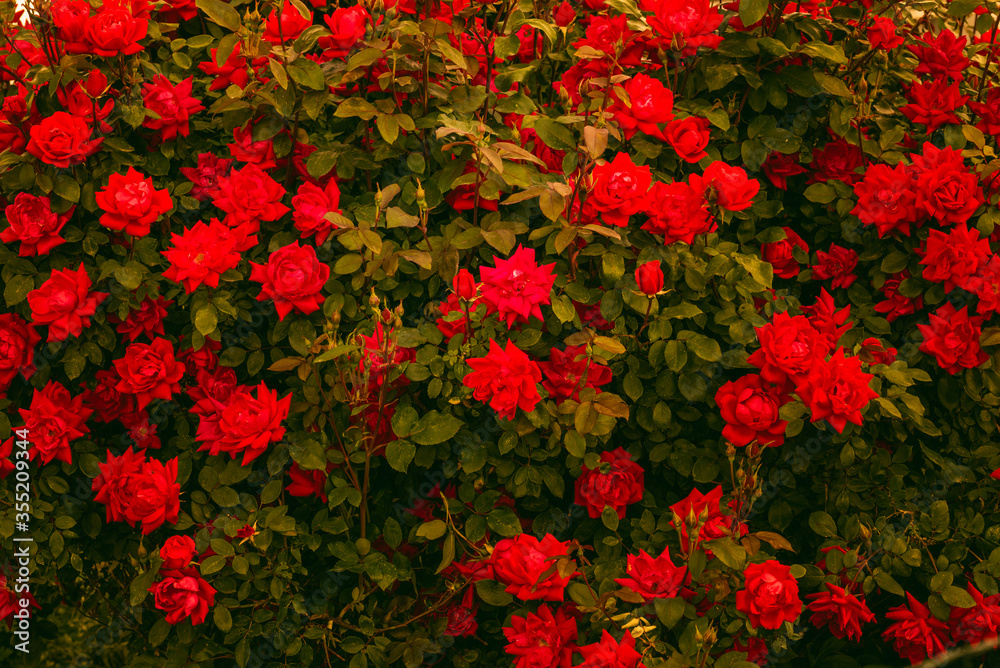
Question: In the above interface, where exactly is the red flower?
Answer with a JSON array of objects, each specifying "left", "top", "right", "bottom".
[
  {"left": 0, "top": 314, "right": 39, "bottom": 394},
  {"left": 122, "top": 411, "right": 161, "bottom": 450},
  {"left": 213, "top": 163, "right": 290, "bottom": 229},
  {"left": 664, "top": 116, "right": 710, "bottom": 163},
  {"left": 614, "top": 546, "right": 688, "bottom": 602},
  {"left": 574, "top": 447, "right": 644, "bottom": 519},
  {"left": 320, "top": 5, "right": 369, "bottom": 58},
  {"left": 735, "top": 560, "right": 802, "bottom": 630},
  {"left": 1, "top": 193, "right": 72, "bottom": 256},
  {"left": 263, "top": 0, "right": 312, "bottom": 44},
  {"left": 539, "top": 345, "right": 612, "bottom": 403},
  {"left": 806, "top": 582, "right": 875, "bottom": 640},
  {"left": 490, "top": 533, "right": 575, "bottom": 601},
  {"left": 17, "top": 381, "right": 91, "bottom": 465},
  {"left": 857, "top": 337, "right": 897, "bottom": 366},
  {"left": 228, "top": 125, "right": 277, "bottom": 170},
  {"left": 479, "top": 245, "right": 555, "bottom": 327},
  {"left": 463, "top": 339, "right": 542, "bottom": 420},
  {"left": 907, "top": 29, "right": 970, "bottom": 81},
  {"left": 198, "top": 42, "right": 250, "bottom": 91},
  {"left": 180, "top": 153, "right": 233, "bottom": 201},
  {"left": 642, "top": 181, "right": 716, "bottom": 244},
  {"left": 113, "top": 338, "right": 186, "bottom": 411},
  {"left": 635, "top": 261, "right": 664, "bottom": 295},
  {"left": 26, "top": 111, "right": 103, "bottom": 168},
  {"left": 802, "top": 289, "right": 851, "bottom": 349},
  {"left": 882, "top": 593, "right": 951, "bottom": 665},
  {"left": 27, "top": 263, "right": 108, "bottom": 342},
  {"left": 588, "top": 152, "right": 652, "bottom": 227},
  {"left": 915, "top": 163, "right": 983, "bottom": 225},
  {"left": 0, "top": 574, "right": 41, "bottom": 628},
  {"left": 691, "top": 161, "right": 760, "bottom": 211},
  {"left": 867, "top": 16, "right": 903, "bottom": 49},
  {"left": 949, "top": 583, "right": 1000, "bottom": 645},
  {"left": 123, "top": 456, "right": 181, "bottom": 534},
  {"left": 809, "top": 136, "right": 863, "bottom": 185},
  {"left": 95, "top": 167, "right": 172, "bottom": 237},
  {"left": 747, "top": 311, "right": 829, "bottom": 390},
  {"left": 159, "top": 536, "right": 197, "bottom": 570},
  {"left": 640, "top": 0, "right": 723, "bottom": 56},
  {"left": 141, "top": 75, "right": 204, "bottom": 142},
  {"left": 670, "top": 485, "right": 742, "bottom": 554},
  {"left": 195, "top": 381, "right": 291, "bottom": 465},
  {"left": 812, "top": 243, "right": 858, "bottom": 289},
  {"left": 875, "top": 271, "right": 922, "bottom": 322},
  {"left": 965, "top": 255, "right": 1000, "bottom": 317},
  {"left": 291, "top": 179, "right": 342, "bottom": 245},
  {"left": 796, "top": 348, "right": 878, "bottom": 433},
  {"left": 851, "top": 163, "right": 919, "bottom": 237},
  {"left": 57, "top": 79, "right": 113, "bottom": 133},
  {"left": 607, "top": 74, "right": 674, "bottom": 141},
  {"left": 917, "top": 303, "right": 988, "bottom": 374},
  {"left": 149, "top": 567, "right": 216, "bottom": 625},
  {"left": 901, "top": 79, "right": 968, "bottom": 133},
  {"left": 161, "top": 219, "right": 255, "bottom": 293},
  {"left": 969, "top": 88, "right": 1000, "bottom": 137},
  {"left": 249, "top": 242, "right": 329, "bottom": 320},
  {"left": 82, "top": 369, "right": 135, "bottom": 423},
  {"left": 113, "top": 296, "right": 172, "bottom": 342},
  {"left": 577, "top": 629, "right": 646, "bottom": 668},
  {"left": 436, "top": 293, "right": 470, "bottom": 341},
  {"left": 502, "top": 604, "right": 578, "bottom": 668},
  {"left": 715, "top": 374, "right": 788, "bottom": 449},
  {"left": 286, "top": 461, "right": 332, "bottom": 502},
  {"left": 762, "top": 152, "right": 807, "bottom": 190},
  {"left": 84, "top": 4, "right": 147, "bottom": 56},
  {"left": 92, "top": 446, "right": 145, "bottom": 524},
  {"left": 731, "top": 636, "right": 769, "bottom": 666},
  {"left": 762, "top": 227, "right": 808, "bottom": 279},
  {"left": 917, "top": 225, "right": 991, "bottom": 292}
]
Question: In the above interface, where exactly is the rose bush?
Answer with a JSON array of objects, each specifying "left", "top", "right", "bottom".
[{"left": 1, "top": 0, "right": 1000, "bottom": 666}]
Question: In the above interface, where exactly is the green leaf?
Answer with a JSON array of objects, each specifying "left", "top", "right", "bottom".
[
  {"left": 335, "top": 98, "right": 378, "bottom": 121},
  {"left": 4, "top": 274, "right": 33, "bottom": 306},
  {"left": 289, "top": 437, "right": 326, "bottom": 471},
  {"left": 410, "top": 411, "right": 463, "bottom": 445},
  {"left": 654, "top": 596, "right": 686, "bottom": 629},
  {"left": 703, "top": 538, "right": 746, "bottom": 570},
  {"left": 386, "top": 440, "right": 415, "bottom": 473},
  {"left": 532, "top": 117, "right": 576, "bottom": 151},
  {"left": 874, "top": 569, "right": 904, "bottom": 596},
  {"left": 214, "top": 605, "right": 233, "bottom": 632},
  {"left": 415, "top": 519, "right": 447, "bottom": 541},
  {"left": 194, "top": 304, "right": 218, "bottom": 336},
  {"left": 739, "top": 0, "right": 768, "bottom": 25},
  {"left": 808, "top": 511, "right": 839, "bottom": 538},
  {"left": 129, "top": 569, "right": 157, "bottom": 605},
  {"left": 686, "top": 336, "right": 721, "bottom": 362},
  {"left": 486, "top": 508, "right": 522, "bottom": 537},
  {"left": 196, "top": 0, "right": 241, "bottom": 31}
]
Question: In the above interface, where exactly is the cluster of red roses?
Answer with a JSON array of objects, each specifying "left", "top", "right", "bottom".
[{"left": 148, "top": 536, "right": 217, "bottom": 626}]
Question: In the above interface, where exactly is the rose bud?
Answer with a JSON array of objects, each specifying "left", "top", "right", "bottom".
[{"left": 635, "top": 261, "right": 664, "bottom": 296}]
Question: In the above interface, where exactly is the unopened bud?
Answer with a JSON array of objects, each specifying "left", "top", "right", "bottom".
[
  {"left": 394, "top": 304, "right": 404, "bottom": 317},
  {"left": 381, "top": 308, "right": 392, "bottom": 323},
  {"left": 85, "top": 69, "right": 109, "bottom": 98},
  {"left": 330, "top": 310, "right": 341, "bottom": 326},
  {"left": 453, "top": 268, "right": 477, "bottom": 301},
  {"left": 137, "top": 543, "right": 147, "bottom": 559},
  {"left": 369, "top": 291, "right": 380, "bottom": 308}
]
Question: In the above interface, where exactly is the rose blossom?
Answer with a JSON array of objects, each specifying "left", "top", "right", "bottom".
[
  {"left": 149, "top": 567, "right": 216, "bottom": 625},
  {"left": 1, "top": 193, "right": 73, "bottom": 256},
  {"left": 614, "top": 546, "right": 688, "bottom": 602},
  {"left": 574, "top": 447, "right": 644, "bottom": 519},
  {"left": 249, "top": 242, "right": 330, "bottom": 320},
  {"left": 736, "top": 560, "right": 803, "bottom": 630},
  {"left": 27, "top": 263, "right": 108, "bottom": 342},
  {"left": 463, "top": 339, "right": 542, "bottom": 420},
  {"left": 715, "top": 374, "right": 788, "bottom": 450},
  {"left": 113, "top": 337, "right": 186, "bottom": 411},
  {"left": 479, "top": 245, "right": 556, "bottom": 327},
  {"left": 490, "top": 533, "right": 576, "bottom": 601}
]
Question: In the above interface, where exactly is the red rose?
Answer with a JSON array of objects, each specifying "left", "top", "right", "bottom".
[
  {"left": 84, "top": 5, "right": 147, "bottom": 56},
  {"left": 642, "top": 180, "right": 716, "bottom": 244},
  {"left": 92, "top": 446, "right": 145, "bottom": 524},
  {"left": 0, "top": 314, "right": 40, "bottom": 393},
  {"left": 915, "top": 164, "right": 983, "bottom": 225},
  {"left": 577, "top": 629, "right": 645, "bottom": 668},
  {"left": 907, "top": 29, "right": 970, "bottom": 82},
  {"left": 112, "top": 296, "right": 172, "bottom": 342},
  {"left": 882, "top": 593, "right": 951, "bottom": 664},
  {"left": 113, "top": 338, "right": 186, "bottom": 410},
  {"left": 731, "top": 637, "right": 769, "bottom": 666},
  {"left": 857, "top": 337, "right": 897, "bottom": 366},
  {"left": 291, "top": 179, "right": 342, "bottom": 245},
  {"left": 715, "top": 374, "right": 788, "bottom": 449},
  {"left": 195, "top": 381, "right": 291, "bottom": 465},
  {"left": 95, "top": 167, "right": 172, "bottom": 237},
  {"left": 587, "top": 152, "right": 652, "bottom": 227},
  {"left": 917, "top": 303, "right": 988, "bottom": 374},
  {"left": 811, "top": 243, "right": 858, "bottom": 289},
  {"left": 747, "top": 311, "right": 829, "bottom": 390},
  {"left": 159, "top": 536, "right": 197, "bottom": 570},
  {"left": 320, "top": 5, "right": 369, "bottom": 58},
  {"left": 736, "top": 560, "right": 802, "bottom": 630},
  {"left": 664, "top": 116, "right": 710, "bottom": 163},
  {"left": 213, "top": 163, "right": 290, "bottom": 229},
  {"left": 444, "top": 160, "right": 500, "bottom": 212},
  {"left": 436, "top": 293, "right": 470, "bottom": 341},
  {"left": 539, "top": 344, "right": 612, "bottom": 403},
  {"left": 809, "top": 136, "right": 863, "bottom": 185},
  {"left": 503, "top": 604, "right": 578, "bottom": 668},
  {"left": 26, "top": 111, "right": 103, "bottom": 168},
  {"left": 479, "top": 245, "right": 556, "bottom": 327},
  {"left": 851, "top": 163, "right": 919, "bottom": 237},
  {"left": 249, "top": 242, "right": 330, "bottom": 320},
  {"left": 796, "top": 348, "right": 879, "bottom": 433},
  {"left": 762, "top": 227, "right": 808, "bottom": 279},
  {"left": 762, "top": 151, "right": 807, "bottom": 190},
  {"left": 901, "top": 79, "right": 968, "bottom": 132},
  {"left": 670, "top": 485, "right": 743, "bottom": 554},
  {"left": 607, "top": 74, "right": 674, "bottom": 141},
  {"left": 463, "top": 339, "right": 542, "bottom": 420},
  {"left": 641, "top": 0, "right": 724, "bottom": 56},
  {"left": 691, "top": 161, "right": 759, "bottom": 211},
  {"left": 161, "top": 218, "right": 255, "bottom": 293},
  {"left": 807, "top": 583, "right": 875, "bottom": 640},
  {"left": 227, "top": 125, "right": 276, "bottom": 170},
  {"left": 634, "top": 261, "right": 663, "bottom": 295},
  {"left": 969, "top": 88, "right": 1000, "bottom": 137},
  {"left": 574, "top": 447, "right": 644, "bottom": 519},
  {"left": 125, "top": 456, "right": 181, "bottom": 534},
  {"left": 453, "top": 268, "right": 477, "bottom": 301},
  {"left": 27, "top": 263, "right": 108, "bottom": 342},
  {"left": 198, "top": 42, "right": 250, "bottom": 92},
  {"left": 82, "top": 369, "right": 135, "bottom": 423},
  {"left": 614, "top": 546, "right": 687, "bottom": 602},
  {"left": 1, "top": 193, "right": 73, "bottom": 257},
  {"left": 490, "top": 533, "right": 575, "bottom": 601},
  {"left": 149, "top": 567, "right": 216, "bottom": 626},
  {"left": 875, "top": 270, "right": 922, "bottom": 322},
  {"left": 179, "top": 153, "right": 233, "bottom": 200},
  {"left": 949, "top": 584, "right": 1000, "bottom": 646},
  {"left": 917, "top": 225, "right": 990, "bottom": 292},
  {"left": 867, "top": 16, "right": 903, "bottom": 49},
  {"left": 141, "top": 75, "right": 204, "bottom": 142},
  {"left": 966, "top": 255, "right": 1000, "bottom": 318},
  {"left": 286, "top": 461, "right": 333, "bottom": 502},
  {"left": 802, "top": 289, "right": 851, "bottom": 349},
  {"left": 18, "top": 381, "right": 92, "bottom": 465},
  {"left": 122, "top": 411, "right": 160, "bottom": 450},
  {"left": 263, "top": 1, "right": 312, "bottom": 44}
]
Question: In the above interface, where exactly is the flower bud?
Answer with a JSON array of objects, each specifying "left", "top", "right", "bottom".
[
  {"left": 85, "top": 69, "right": 109, "bottom": 98},
  {"left": 635, "top": 261, "right": 664, "bottom": 296},
  {"left": 453, "top": 268, "right": 477, "bottom": 301},
  {"left": 369, "top": 291, "right": 380, "bottom": 308},
  {"left": 381, "top": 308, "right": 392, "bottom": 323}
]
